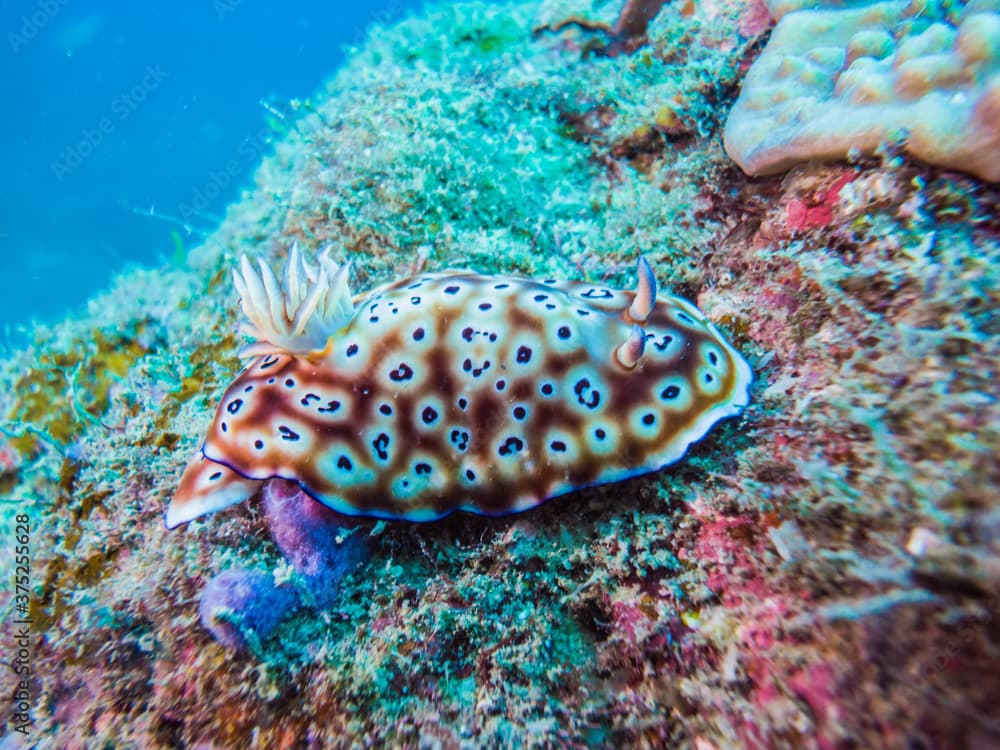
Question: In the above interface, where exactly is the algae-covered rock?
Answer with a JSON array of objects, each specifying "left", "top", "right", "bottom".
[{"left": 1, "top": 0, "right": 998, "bottom": 748}]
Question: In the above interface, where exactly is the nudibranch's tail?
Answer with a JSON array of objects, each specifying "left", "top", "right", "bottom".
[
  {"left": 232, "top": 242, "right": 354, "bottom": 359},
  {"left": 165, "top": 452, "right": 264, "bottom": 529}
]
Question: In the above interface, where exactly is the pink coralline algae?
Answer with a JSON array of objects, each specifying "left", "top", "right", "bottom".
[
  {"left": 785, "top": 172, "right": 857, "bottom": 232},
  {"left": 737, "top": 0, "right": 772, "bottom": 38}
]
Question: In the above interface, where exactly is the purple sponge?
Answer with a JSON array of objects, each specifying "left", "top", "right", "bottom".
[
  {"left": 263, "top": 479, "right": 369, "bottom": 609},
  {"left": 199, "top": 567, "right": 299, "bottom": 651}
]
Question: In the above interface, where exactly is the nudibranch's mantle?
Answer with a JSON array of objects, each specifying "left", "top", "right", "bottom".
[{"left": 167, "top": 250, "right": 752, "bottom": 527}]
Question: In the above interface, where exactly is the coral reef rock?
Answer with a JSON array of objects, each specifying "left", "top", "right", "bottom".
[
  {"left": 724, "top": 0, "right": 1000, "bottom": 180},
  {"left": 1, "top": 0, "right": 997, "bottom": 747}
]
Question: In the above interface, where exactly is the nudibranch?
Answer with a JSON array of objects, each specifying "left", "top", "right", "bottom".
[{"left": 166, "top": 246, "right": 752, "bottom": 527}]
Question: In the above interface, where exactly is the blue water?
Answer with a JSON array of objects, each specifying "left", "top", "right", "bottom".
[{"left": 0, "top": 0, "right": 422, "bottom": 345}]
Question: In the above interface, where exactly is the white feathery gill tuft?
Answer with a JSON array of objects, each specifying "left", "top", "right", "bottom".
[{"left": 232, "top": 243, "right": 354, "bottom": 357}]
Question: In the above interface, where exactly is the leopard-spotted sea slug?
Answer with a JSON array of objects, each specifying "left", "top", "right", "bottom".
[{"left": 166, "top": 245, "right": 752, "bottom": 527}]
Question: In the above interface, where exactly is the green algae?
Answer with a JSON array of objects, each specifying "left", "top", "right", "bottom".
[{"left": 4, "top": 323, "right": 152, "bottom": 456}]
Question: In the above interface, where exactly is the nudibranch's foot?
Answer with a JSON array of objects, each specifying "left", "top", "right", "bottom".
[
  {"left": 199, "top": 567, "right": 301, "bottom": 652},
  {"left": 263, "top": 479, "right": 370, "bottom": 610}
]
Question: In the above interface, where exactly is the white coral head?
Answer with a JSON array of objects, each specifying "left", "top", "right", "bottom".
[{"left": 231, "top": 243, "right": 354, "bottom": 358}]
